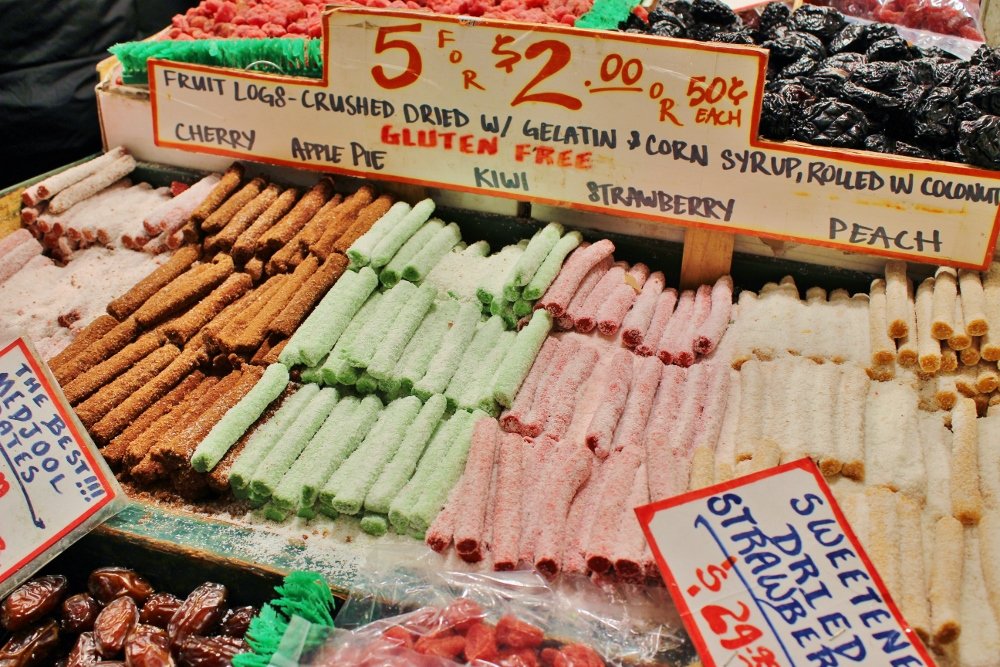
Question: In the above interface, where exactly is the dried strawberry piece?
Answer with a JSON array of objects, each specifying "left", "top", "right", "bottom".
[
  {"left": 497, "top": 648, "right": 541, "bottom": 667},
  {"left": 463, "top": 622, "right": 498, "bottom": 662},
  {"left": 413, "top": 634, "right": 465, "bottom": 659},
  {"left": 554, "top": 643, "right": 605, "bottom": 667},
  {"left": 382, "top": 625, "right": 414, "bottom": 649},
  {"left": 442, "top": 598, "right": 483, "bottom": 632},
  {"left": 496, "top": 615, "right": 544, "bottom": 650}
]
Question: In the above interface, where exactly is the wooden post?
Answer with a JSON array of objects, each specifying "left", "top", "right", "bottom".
[{"left": 679, "top": 228, "right": 734, "bottom": 289}]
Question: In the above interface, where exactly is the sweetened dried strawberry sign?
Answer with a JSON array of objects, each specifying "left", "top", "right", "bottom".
[
  {"left": 149, "top": 8, "right": 1000, "bottom": 269},
  {"left": 636, "top": 459, "right": 936, "bottom": 667},
  {"left": 0, "top": 338, "right": 125, "bottom": 598}
]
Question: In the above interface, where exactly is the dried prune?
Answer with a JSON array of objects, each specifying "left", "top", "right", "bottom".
[
  {"left": 94, "top": 596, "right": 139, "bottom": 658},
  {"left": 782, "top": 56, "right": 820, "bottom": 78},
  {"left": 893, "top": 140, "right": 932, "bottom": 159},
  {"left": 88, "top": 569, "right": 154, "bottom": 605},
  {"left": 970, "top": 44, "right": 1000, "bottom": 69},
  {"left": 685, "top": 23, "right": 720, "bottom": 41},
  {"left": 864, "top": 133, "right": 894, "bottom": 153},
  {"left": 691, "top": 0, "right": 737, "bottom": 25},
  {"left": 167, "top": 584, "right": 227, "bottom": 646},
  {"left": 809, "top": 65, "right": 852, "bottom": 96},
  {"left": 650, "top": 15, "right": 687, "bottom": 38},
  {"left": 0, "top": 619, "right": 60, "bottom": 666},
  {"left": 866, "top": 37, "right": 913, "bottom": 62},
  {"left": 793, "top": 99, "right": 870, "bottom": 148},
  {"left": 67, "top": 632, "right": 101, "bottom": 667},
  {"left": 62, "top": 594, "right": 101, "bottom": 635},
  {"left": 1, "top": 575, "right": 68, "bottom": 632},
  {"left": 863, "top": 22, "right": 898, "bottom": 44},
  {"left": 828, "top": 23, "right": 865, "bottom": 54},
  {"left": 765, "top": 31, "right": 826, "bottom": 63},
  {"left": 218, "top": 607, "right": 255, "bottom": 638},
  {"left": 911, "top": 87, "right": 958, "bottom": 142},
  {"left": 756, "top": 1, "right": 790, "bottom": 38},
  {"left": 175, "top": 635, "right": 247, "bottom": 666},
  {"left": 959, "top": 115, "right": 1000, "bottom": 169},
  {"left": 139, "top": 594, "right": 182, "bottom": 630},
  {"left": 967, "top": 86, "right": 1000, "bottom": 115},
  {"left": 711, "top": 29, "right": 755, "bottom": 44},
  {"left": 123, "top": 624, "right": 172, "bottom": 667},
  {"left": 760, "top": 82, "right": 815, "bottom": 139},
  {"left": 788, "top": 5, "right": 845, "bottom": 41},
  {"left": 957, "top": 101, "right": 984, "bottom": 121}
]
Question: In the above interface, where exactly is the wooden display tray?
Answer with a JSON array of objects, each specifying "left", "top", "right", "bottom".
[{"left": 3, "top": 157, "right": 899, "bottom": 667}]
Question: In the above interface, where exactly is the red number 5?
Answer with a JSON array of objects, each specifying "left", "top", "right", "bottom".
[{"left": 372, "top": 24, "right": 423, "bottom": 90}]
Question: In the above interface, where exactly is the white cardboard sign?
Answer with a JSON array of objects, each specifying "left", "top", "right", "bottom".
[
  {"left": 149, "top": 8, "right": 1000, "bottom": 269},
  {"left": 0, "top": 338, "right": 125, "bottom": 597},
  {"left": 636, "top": 458, "right": 936, "bottom": 667}
]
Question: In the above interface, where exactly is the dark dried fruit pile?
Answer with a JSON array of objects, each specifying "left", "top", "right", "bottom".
[
  {"left": 621, "top": 1, "right": 1000, "bottom": 170},
  {"left": 0, "top": 567, "right": 254, "bottom": 667}
]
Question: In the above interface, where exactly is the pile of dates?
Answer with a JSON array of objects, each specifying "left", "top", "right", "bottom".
[
  {"left": 621, "top": 1, "right": 1000, "bottom": 169},
  {"left": 0, "top": 568, "right": 253, "bottom": 666}
]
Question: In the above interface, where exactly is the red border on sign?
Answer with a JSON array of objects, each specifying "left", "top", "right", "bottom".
[
  {"left": 635, "top": 458, "right": 937, "bottom": 667},
  {"left": 0, "top": 338, "right": 116, "bottom": 586},
  {"left": 147, "top": 7, "right": 1000, "bottom": 270}
]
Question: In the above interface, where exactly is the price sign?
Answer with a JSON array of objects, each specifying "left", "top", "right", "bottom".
[
  {"left": 149, "top": 8, "right": 1000, "bottom": 269},
  {"left": 636, "top": 459, "right": 936, "bottom": 667},
  {"left": 0, "top": 338, "right": 124, "bottom": 598}
]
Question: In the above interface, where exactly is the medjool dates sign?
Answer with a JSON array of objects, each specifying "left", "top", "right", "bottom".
[
  {"left": 149, "top": 7, "right": 1000, "bottom": 269},
  {"left": 636, "top": 459, "right": 936, "bottom": 667},
  {"left": 0, "top": 338, "right": 124, "bottom": 598}
]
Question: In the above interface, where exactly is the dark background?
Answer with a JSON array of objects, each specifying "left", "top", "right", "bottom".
[{"left": 0, "top": 1, "right": 196, "bottom": 189}]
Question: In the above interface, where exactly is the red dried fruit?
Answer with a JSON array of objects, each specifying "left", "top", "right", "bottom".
[
  {"left": 218, "top": 606, "right": 255, "bottom": 638},
  {"left": 94, "top": 596, "right": 139, "bottom": 657},
  {"left": 554, "top": 643, "right": 605, "bottom": 667},
  {"left": 496, "top": 615, "right": 544, "bottom": 650},
  {"left": 88, "top": 569, "right": 155, "bottom": 605},
  {"left": 497, "top": 648, "right": 541, "bottom": 667},
  {"left": 139, "top": 594, "right": 183, "bottom": 629},
  {"left": 167, "top": 583, "right": 227, "bottom": 646},
  {"left": 124, "top": 624, "right": 172, "bottom": 667},
  {"left": 0, "top": 619, "right": 61, "bottom": 666},
  {"left": 382, "top": 625, "right": 414, "bottom": 649},
  {"left": 413, "top": 634, "right": 466, "bottom": 659},
  {"left": 67, "top": 632, "right": 101, "bottom": 667},
  {"left": 463, "top": 622, "right": 499, "bottom": 662},
  {"left": 1, "top": 575, "right": 69, "bottom": 631},
  {"left": 442, "top": 598, "right": 483, "bottom": 631},
  {"left": 176, "top": 634, "right": 248, "bottom": 666},
  {"left": 62, "top": 594, "right": 102, "bottom": 634},
  {"left": 540, "top": 647, "right": 562, "bottom": 666}
]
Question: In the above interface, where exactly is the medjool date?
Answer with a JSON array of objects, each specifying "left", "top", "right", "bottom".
[
  {"left": 62, "top": 594, "right": 101, "bottom": 634},
  {"left": 0, "top": 619, "right": 60, "bottom": 666},
  {"left": 1, "top": 576, "right": 68, "bottom": 632},
  {"left": 94, "top": 597, "right": 139, "bottom": 658},
  {"left": 88, "top": 569, "right": 154, "bottom": 605},
  {"left": 793, "top": 99, "right": 870, "bottom": 148},
  {"left": 167, "top": 584, "right": 227, "bottom": 646}
]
